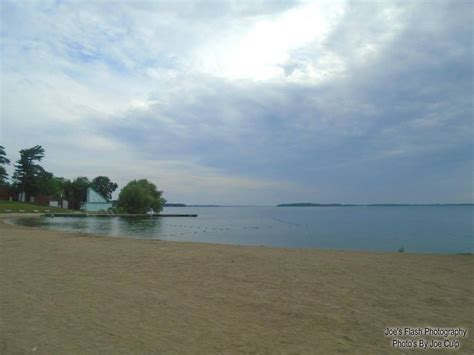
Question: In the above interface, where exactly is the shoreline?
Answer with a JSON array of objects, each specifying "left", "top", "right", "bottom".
[{"left": 1, "top": 216, "right": 473, "bottom": 353}]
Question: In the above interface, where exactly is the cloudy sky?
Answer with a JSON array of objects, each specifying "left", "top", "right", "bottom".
[{"left": 1, "top": 0, "right": 472, "bottom": 204}]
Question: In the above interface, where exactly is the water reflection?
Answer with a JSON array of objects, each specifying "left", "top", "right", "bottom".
[{"left": 8, "top": 205, "right": 473, "bottom": 254}]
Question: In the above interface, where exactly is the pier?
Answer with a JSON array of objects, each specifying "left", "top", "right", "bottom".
[{"left": 43, "top": 213, "right": 198, "bottom": 218}]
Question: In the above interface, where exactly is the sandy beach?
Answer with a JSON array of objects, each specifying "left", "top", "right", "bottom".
[{"left": 1, "top": 216, "right": 472, "bottom": 354}]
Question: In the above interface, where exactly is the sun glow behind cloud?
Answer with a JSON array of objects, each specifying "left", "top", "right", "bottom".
[{"left": 196, "top": 1, "right": 346, "bottom": 82}]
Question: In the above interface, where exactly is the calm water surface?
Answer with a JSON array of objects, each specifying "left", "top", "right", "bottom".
[{"left": 10, "top": 206, "right": 473, "bottom": 254}]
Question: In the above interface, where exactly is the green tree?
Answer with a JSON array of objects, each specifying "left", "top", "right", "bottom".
[
  {"left": 117, "top": 179, "right": 166, "bottom": 214},
  {"left": 63, "top": 177, "right": 91, "bottom": 210},
  {"left": 91, "top": 176, "right": 118, "bottom": 200},
  {"left": 0, "top": 145, "right": 10, "bottom": 185},
  {"left": 12, "top": 145, "right": 45, "bottom": 199},
  {"left": 37, "top": 172, "right": 65, "bottom": 199}
]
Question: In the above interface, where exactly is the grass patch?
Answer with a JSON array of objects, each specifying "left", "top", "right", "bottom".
[{"left": 0, "top": 201, "right": 77, "bottom": 213}]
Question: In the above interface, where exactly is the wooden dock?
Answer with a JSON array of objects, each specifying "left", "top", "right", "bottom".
[{"left": 42, "top": 213, "right": 198, "bottom": 218}]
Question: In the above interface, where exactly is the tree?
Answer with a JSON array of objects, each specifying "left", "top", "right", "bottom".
[
  {"left": 91, "top": 176, "right": 118, "bottom": 201},
  {"left": 12, "top": 145, "right": 45, "bottom": 199},
  {"left": 63, "top": 177, "right": 91, "bottom": 210},
  {"left": 0, "top": 145, "right": 10, "bottom": 185},
  {"left": 117, "top": 179, "right": 166, "bottom": 214},
  {"left": 37, "top": 172, "right": 65, "bottom": 199}
]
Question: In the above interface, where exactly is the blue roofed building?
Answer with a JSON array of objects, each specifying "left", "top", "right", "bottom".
[{"left": 81, "top": 187, "right": 113, "bottom": 212}]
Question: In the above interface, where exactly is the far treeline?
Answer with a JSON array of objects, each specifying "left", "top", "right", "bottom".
[{"left": 0, "top": 145, "right": 166, "bottom": 214}]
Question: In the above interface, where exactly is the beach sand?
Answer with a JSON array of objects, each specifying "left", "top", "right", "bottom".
[{"left": 1, "top": 216, "right": 472, "bottom": 354}]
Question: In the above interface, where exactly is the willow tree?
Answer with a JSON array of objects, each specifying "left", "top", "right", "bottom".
[{"left": 117, "top": 179, "right": 166, "bottom": 214}]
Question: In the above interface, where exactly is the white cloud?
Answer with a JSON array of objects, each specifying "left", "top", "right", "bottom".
[{"left": 194, "top": 1, "right": 347, "bottom": 82}]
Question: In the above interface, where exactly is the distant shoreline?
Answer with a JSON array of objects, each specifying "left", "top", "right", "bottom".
[
  {"left": 277, "top": 203, "right": 474, "bottom": 207},
  {"left": 165, "top": 203, "right": 474, "bottom": 207}
]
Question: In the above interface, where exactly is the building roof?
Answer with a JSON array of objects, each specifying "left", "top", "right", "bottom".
[{"left": 86, "top": 187, "right": 107, "bottom": 203}]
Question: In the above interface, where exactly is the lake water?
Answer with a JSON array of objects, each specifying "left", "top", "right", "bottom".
[{"left": 10, "top": 206, "right": 473, "bottom": 254}]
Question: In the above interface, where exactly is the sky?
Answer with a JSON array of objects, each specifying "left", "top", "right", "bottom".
[{"left": 0, "top": 0, "right": 472, "bottom": 205}]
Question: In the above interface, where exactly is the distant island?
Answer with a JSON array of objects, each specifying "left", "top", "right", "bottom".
[
  {"left": 278, "top": 203, "right": 473, "bottom": 207},
  {"left": 278, "top": 203, "right": 356, "bottom": 207}
]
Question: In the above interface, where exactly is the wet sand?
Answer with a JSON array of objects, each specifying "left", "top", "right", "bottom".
[{"left": 1, "top": 216, "right": 472, "bottom": 354}]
